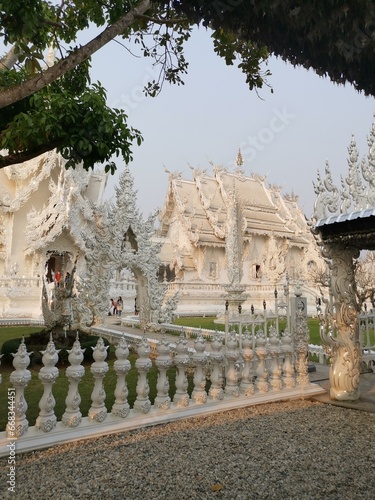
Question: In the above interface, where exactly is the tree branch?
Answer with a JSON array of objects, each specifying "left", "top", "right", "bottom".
[
  {"left": 135, "top": 14, "right": 189, "bottom": 25},
  {"left": 0, "top": 140, "right": 63, "bottom": 169},
  {"left": 0, "top": 0, "right": 151, "bottom": 110}
]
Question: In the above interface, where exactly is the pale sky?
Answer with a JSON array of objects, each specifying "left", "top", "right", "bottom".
[{"left": 88, "top": 26, "right": 375, "bottom": 218}]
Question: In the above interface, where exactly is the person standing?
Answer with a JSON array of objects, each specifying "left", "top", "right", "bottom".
[{"left": 117, "top": 296, "right": 123, "bottom": 317}]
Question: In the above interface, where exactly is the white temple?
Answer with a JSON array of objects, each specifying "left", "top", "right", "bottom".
[
  {"left": 157, "top": 156, "right": 323, "bottom": 315},
  {"left": 0, "top": 148, "right": 324, "bottom": 321}
]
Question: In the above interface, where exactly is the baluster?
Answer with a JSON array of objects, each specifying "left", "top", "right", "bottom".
[
  {"left": 281, "top": 328, "right": 296, "bottom": 388},
  {"left": 36, "top": 333, "right": 60, "bottom": 432},
  {"left": 294, "top": 310, "right": 310, "bottom": 387},
  {"left": 268, "top": 326, "right": 283, "bottom": 390},
  {"left": 7, "top": 339, "right": 32, "bottom": 438},
  {"left": 192, "top": 331, "right": 208, "bottom": 404},
  {"left": 62, "top": 333, "right": 85, "bottom": 427},
  {"left": 208, "top": 331, "right": 225, "bottom": 400},
  {"left": 255, "top": 328, "right": 269, "bottom": 392},
  {"left": 134, "top": 336, "right": 152, "bottom": 413},
  {"left": 239, "top": 327, "right": 255, "bottom": 396},
  {"left": 154, "top": 334, "right": 172, "bottom": 410},
  {"left": 173, "top": 333, "right": 190, "bottom": 407},
  {"left": 225, "top": 330, "right": 240, "bottom": 397},
  {"left": 111, "top": 336, "right": 131, "bottom": 418},
  {"left": 88, "top": 337, "right": 109, "bottom": 422}
]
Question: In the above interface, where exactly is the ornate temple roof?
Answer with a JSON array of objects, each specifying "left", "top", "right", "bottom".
[{"left": 159, "top": 163, "right": 311, "bottom": 247}]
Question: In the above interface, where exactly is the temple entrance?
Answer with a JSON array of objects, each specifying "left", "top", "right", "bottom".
[{"left": 45, "top": 251, "right": 73, "bottom": 285}]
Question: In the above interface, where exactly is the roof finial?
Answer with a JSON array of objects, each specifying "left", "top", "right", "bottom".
[{"left": 236, "top": 148, "right": 244, "bottom": 167}]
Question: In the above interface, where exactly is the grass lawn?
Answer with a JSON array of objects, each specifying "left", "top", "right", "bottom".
[
  {"left": 173, "top": 316, "right": 322, "bottom": 345},
  {"left": 0, "top": 326, "right": 46, "bottom": 351}
]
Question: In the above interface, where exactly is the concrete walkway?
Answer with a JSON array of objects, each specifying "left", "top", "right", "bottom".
[{"left": 102, "top": 315, "right": 375, "bottom": 413}]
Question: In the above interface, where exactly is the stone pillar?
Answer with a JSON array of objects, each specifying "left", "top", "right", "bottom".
[
  {"left": 173, "top": 333, "right": 190, "bottom": 407},
  {"left": 7, "top": 339, "right": 32, "bottom": 438},
  {"left": 62, "top": 333, "right": 85, "bottom": 427},
  {"left": 292, "top": 294, "right": 310, "bottom": 388},
  {"left": 88, "top": 337, "right": 109, "bottom": 422},
  {"left": 281, "top": 328, "right": 295, "bottom": 388},
  {"left": 192, "top": 331, "right": 208, "bottom": 404},
  {"left": 268, "top": 325, "right": 282, "bottom": 391},
  {"left": 224, "top": 330, "right": 240, "bottom": 397},
  {"left": 208, "top": 332, "right": 225, "bottom": 400},
  {"left": 321, "top": 245, "right": 361, "bottom": 400},
  {"left": 111, "top": 336, "right": 131, "bottom": 418},
  {"left": 154, "top": 334, "right": 172, "bottom": 410},
  {"left": 255, "top": 328, "right": 269, "bottom": 393},
  {"left": 134, "top": 336, "right": 152, "bottom": 413},
  {"left": 239, "top": 327, "right": 255, "bottom": 396},
  {"left": 36, "top": 334, "right": 60, "bottom": 432}
]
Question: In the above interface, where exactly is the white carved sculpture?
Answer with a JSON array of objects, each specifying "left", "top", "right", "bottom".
[
  {"left": 88, "top": 337, "right": 109, "bottom": 422},
  {"left": 111, "top": 336, "right": 131, "bottom": 418},
  {"left": 134, "top": 336, "right": 152, "bottom": 414},
  {"left": 173, "top": 333, "right": 190, "bottom": 407},
  {"left": 208, "top": 332, "right": 225, "bottom": 400},
  {"left": 239, "top": 327, "right": 255, "bottom": 396},
  {"left": 268, "top": 326, "right": 283, "bottom": 391},
  {"left": 255, "top": 329, "right": 269, "bottom": 393},
  {"left": 35, "top": 334, "right": 60, "bottom": 432},
  {"left": 7, "top": 339, "right": 32, "bottom": 438},
  {"left": 62, "top": 333, "right": 85, "bottom": 427},
  {"left": 191, "top": 331, "right": 208, "bottom": 404},
  {"left": 154, "top": 334, "right": 172, "bottom": 410},
  {"left": 281, "top": 328, "right": 295, "bottom": 389},
  {"left": 224, "top": 330, "right": 240, "bottom": 398}
]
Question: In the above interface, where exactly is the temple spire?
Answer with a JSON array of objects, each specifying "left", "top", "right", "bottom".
[{"left": 234, "top": 148, "right": 244, "bottom": 176}]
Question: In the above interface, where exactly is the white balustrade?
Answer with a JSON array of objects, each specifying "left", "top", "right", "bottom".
[
  {"left": 191, "top": 331, "right": 207, "bottom": 404},
  {"left": 0, "top": 322, "right": 325, "bottom": 457},
  {"left": 173, "top": 333, "right": 190, "bottom": 407},
  {"left": 208, "top": 332, "right": 225, "bottom": 400},
  {"left": 255, "top": 329, "right": 269, "bottom": 393},
  {"left": 134, "top": 336, "right": 152, "bottom": 413},
  {"left": 281, "top": 328, "right": 296, "bottom": 388},
  {"left": 7, "top": 339, "right": 32, "bottom": 438},
  {"left": 111, "top": 336, "right": 131, "bottom": 418},
  {"left": 62, "top": 333, "right": 85, "bottom": 427},
  {"left": 88, "top": 337, "right": 109, "bottom": 422},
  {"left": 225, "top": 330, "right": 240, "bottom": 397},
  {"left": 239, "top": 328, "right": 255, "bottom": 396},
  {"left": 154, "top": 335, "right": 172, "bottom": 410},
  {"left": 268, "top": 326, "right": 283, "bottom": 391},
  {"left": 35, "top": 334, "right": 60, "bottom": 432}
]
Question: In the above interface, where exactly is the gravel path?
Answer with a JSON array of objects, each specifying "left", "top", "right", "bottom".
[{"left": 1, "top": 399, "right": 375, "bottom": 499}]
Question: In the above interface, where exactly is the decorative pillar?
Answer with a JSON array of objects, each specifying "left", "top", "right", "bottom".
[
  {"left": 255, "top": 328, "right": 269, "bottom": 392},
  {"left": 134, "top": 336, "right": 152, "bottom": 413},
  {"left": 62, "top": 333, "right": 85, "bottom": 427},
  {"left": 268, "top": 325, "right": 282, "bottom": 390},
  {"left": 239, "top": 327, "right": 255, "bottom": 396},
  {"left": 111, "top": 336, "right": 131, "bottom": 418},
  {"left": 154, "top": 334, "right": 172, "bottom": 410},
  {"left": 320, "top": 245, "right": 361, "bottom": 400},
  {"left": 36, "top": 333, "right": 60, "bottom": 432},
  {"left": 192, "top": 331, "right": 208, "bottom": 404},
  {"left": 208, "top": 332, "right": 225, "bottom": 400},
  {"left": 173, "top": 333, "right": 190, "bottom": 407},
  {"left": 224, "top": 330, "right": 240, "bottom": 397},
  {"left": 88, "top": 337, "right": 109, "bottom": 422},
  {"left": 7, "top": 339, "right": 32, "bottom": 438},
  {"left": 281, "top": 328, "right": 295, "bottom": 388},
  {"left": 292, "top": 293, "right": 310, "bottom": 388}
]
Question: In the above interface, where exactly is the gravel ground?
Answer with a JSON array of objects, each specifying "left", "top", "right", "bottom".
[{"left": 1, "top": 399, "right": 375, "bottom": 499}]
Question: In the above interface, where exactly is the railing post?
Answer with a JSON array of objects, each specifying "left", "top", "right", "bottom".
[
  {"left": 281, "top": 328, "right": 295, "bottom": 388},
  {"left": 239, "top": 327, "right": 255, "bottom": 396},
  {"left": 134, "top": 336, "right": 152, "bottom": 413},
  {"left": 224, "top": 330, "right": 240, "bottom": 397},
  {"left": 173, "top": 333, "right": 190, "bottom": 407},
  {"left": 111, "top": 336, "right": 131, "bottom": 418},
  {"left": 208, "top": 331, "right": 225, "bottom": 400},
  {"left": 62, "top": 333, "right": 85, "bottom": 427},
  {"left": 268, "top": 326, "right": 282, "bottom": 391},
  {"left": 192, "top": 331, "right": 208, "bottom": 404},
  {"left": 7, "top": 339, "right": 32, "bottom": 438},
  {"left": 36, "top": 333, "right": 60, "bottom": 432},
  {"left": 255, "top": 329, "right": 269, "bottom": 392},
  {"left": 88, "top": 337, "right": 109, "bottom": 422},
  {"left": 154, "top": 334, "right": 172, "bottom": 410}
]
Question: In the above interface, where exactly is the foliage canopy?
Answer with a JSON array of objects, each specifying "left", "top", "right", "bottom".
[{"left": 1, "top": 0, "right": 375, "bottom": 171}]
